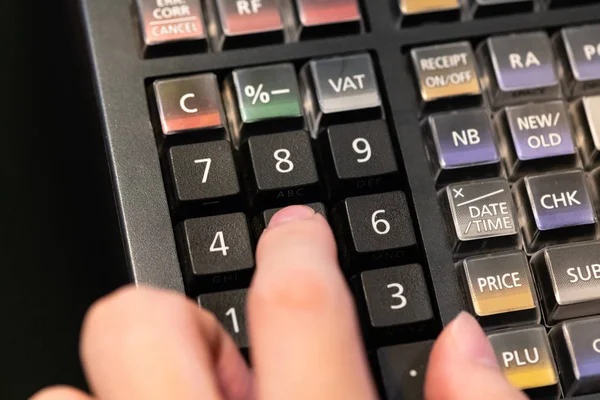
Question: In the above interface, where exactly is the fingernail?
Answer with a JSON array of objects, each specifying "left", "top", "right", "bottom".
[
  {"left": 267, "top": 205, "right": 316, "bottom": 229},
  {"left": 448, "top": 312, "right": 500, "bottom": 370}
]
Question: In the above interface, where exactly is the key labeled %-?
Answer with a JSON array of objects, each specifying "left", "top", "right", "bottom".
[
  {"left": 499, "top": 100, "right": 577, "bottom": 178},
  {"left": 411, "top": 41, "right": 481, "bottom": 105},
  {"left": 488, "top": 325, "right": 560, "bottom": 399},
  {"left": 444, "top": 179, "right": 519, "bottom": 257},
  {"left": 228, "top": 63, "right": 303, "bottom": 140},
  {"left": 136, "top": 0, "right": 207, "bottom": 56},
  {"left": 531, "top": 241, "right": 600, "bottom": 323}
]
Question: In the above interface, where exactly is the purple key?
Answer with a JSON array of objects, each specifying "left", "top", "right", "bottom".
[
  {"left": 515, "top": 170, "right": 597, "bottom": 251},
  {"left": 427, "top": 109, "right": 501, "bottom": 183},
  {"left": 501, "top": 101, "right": 577, "bottom": 178},
  {"left": 480, "top": 32, "right": 560, "bottom": 107}
]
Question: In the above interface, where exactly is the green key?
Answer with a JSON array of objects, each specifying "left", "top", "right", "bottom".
[{"left": 229, "top": 63, "right": 303, "bottom": 140}]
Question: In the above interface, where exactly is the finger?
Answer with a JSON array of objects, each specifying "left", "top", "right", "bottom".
[
  {"left": 29, "top": 385, "right": 93, "bottom": 400},
  {"left": 80, "top": 286, "right": 253, "bottom": 400},
  {"left": 425, "top": 312, "right": 527, "bottom": 400},
  {"left": 248, "top": 205, "right": 377, "bottom": 400}
]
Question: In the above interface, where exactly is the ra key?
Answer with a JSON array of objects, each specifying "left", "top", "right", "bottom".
[
  {"left": 322, "top": 120, "right": 398, "bottom": 198},
  {"left": 177, "top": 213, "right": 254, "bottom": 292},
  {"left": 377, "top": 340, "right": 435, "bottom": 400},
  {"left": 243, "top": 130, "right": 320, "bottom": 207},
  {"left": 333, "top": 191, "right": 417, "bottom": 269},
  {"left": 355, "top": 264, "right": 434, "bottom": 337},
  {"left": 550, "top": 316, "right": 600, "bottom": 397},
  {"left": 488, "top": 325, "right": 560, "bottom": 399},
  {"left": 167, "top": 141, "right": 241, "bottom": 213},
  {"left": 198, "top": 289, "right": 248, "bottom": 348}
]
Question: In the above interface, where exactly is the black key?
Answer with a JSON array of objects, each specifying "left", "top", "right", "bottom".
[
  {"left": 167, "top": 141, "right": 241, "bottom": 211},
  {"left": 177, "top": 213, "right": 254, "bottom": 292},
  {"left": 549, "top": 316, "right": 600, "bottom": 397},
  {"left": 322, "top": 121, "right": 398, "bottom": 197},
  {"left": 514, "top": 170, "right": 596, "bottom": 252},
  {"left": 357, "top": 264, "right": 434, "bottom": 331},
  {"left": 198, "top": 289, "right": 248, "bottom": 348},
  {"left": 252, "top": 202, "right": 327, "bottom": 239},
  {"left": 244, "top": 130, "right": 320, "bottom": 206},
  {"left": 377, "top": 340, "right": 435, "bottom": 400},
  {"left": 531, "top": 241, "right": 600, "bottom": 323},
  {"left": 333, "top": 191, "right": 417, "bottom": 269},
  {"left": 469, "top": 0, "right": 533, "bottom": 18}
]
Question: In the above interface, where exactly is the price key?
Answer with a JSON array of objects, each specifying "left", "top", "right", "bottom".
[{"left": 228, "top": 63, "right": 303, "bottom": 141}]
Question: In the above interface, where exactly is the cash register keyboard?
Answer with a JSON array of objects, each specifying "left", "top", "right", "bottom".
[{"left": 77, "top": 0, "right": 600, "bottom": 398}]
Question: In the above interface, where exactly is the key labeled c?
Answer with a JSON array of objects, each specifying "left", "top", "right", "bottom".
[
  {"left": 179, "top": 93, "right": 198, "bottom": 114},
  {"left": 593, "top": 339, "right": 600, "bottom": 354}
]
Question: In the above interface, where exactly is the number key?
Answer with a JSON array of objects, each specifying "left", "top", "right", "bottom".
[
  {"left": 358, "top": 264, "right": 434, "bottom": 331},
  {"left": 323, "top": 120, "right": 398, "bottom": 197},
  {"left": 334, "top": 191, "right": 418, "bottom": 269},
  {"left": 198, "top": 289, "right": 248, "bottom": 348},
  {"left": 178, "top": 213, "right": 254, "bottom": 292},
  {"left": 167, "top": 141, "right": 241, "bottom": 211},
  {"left": 244, "top": 131, "right": 320, "bottom": 206}
]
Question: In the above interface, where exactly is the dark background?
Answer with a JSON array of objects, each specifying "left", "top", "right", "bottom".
[{"left": 0, "top": 1, "right": 128, "bottom": 397}]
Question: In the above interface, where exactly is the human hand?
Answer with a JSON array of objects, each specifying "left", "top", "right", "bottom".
[{"left": 32, "top": 205, "right": 527, "bottom": 400}]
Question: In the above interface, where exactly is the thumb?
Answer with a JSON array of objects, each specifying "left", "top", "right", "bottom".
[{"left": 425, "top": 312, "right": 527, "bottom": 400}]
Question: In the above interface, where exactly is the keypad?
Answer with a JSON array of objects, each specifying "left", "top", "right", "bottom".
[{"left": 138, "top": 11, "right": 600, "bottom": 400}]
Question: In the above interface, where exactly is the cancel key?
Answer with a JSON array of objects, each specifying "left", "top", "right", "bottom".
[{"left": 515, "top": 170, "right": 597, "bottom": 252}]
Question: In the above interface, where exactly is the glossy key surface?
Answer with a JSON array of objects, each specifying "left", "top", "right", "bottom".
[
  {"left": 514, "top": 170, "right": 596, "bottom": 252},
  {"left": 488, "top": 325, "right": 560, "bottom": 398},
  {"left": 550, "top": 316, "right": 600, "bottom": 396},
  {"left": 460, "top": 251, "right": 539, "bottom": 327},
  {"left": 558, "top": 25, "right": 600, "bottom": 97},
  {"left": 212, "top": 0, "right": 284, "bottom": 49},
  {"left": 303, "top": 53, "right": 382, "bottom": 133},
  {"left": 531, "top": 241, "right": 600, "bottom": 323},
  {"left": 411, "top": 42, "right": 481, "bottom": 105},
  {"left": 480, "top": 32, "right": 561, "bottom": 107},
  {"left": 426, "top": 109, "right": 501, "bottom": 183},
  {"left": 293, "top": 0, "right": 361, "bottom": 38},
  {"left": 154, "top": 74, "right": 226, "bottom": 140}
]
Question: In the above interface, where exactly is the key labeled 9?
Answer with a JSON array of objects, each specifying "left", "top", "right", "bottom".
[{"left": 352, "top": 138, "right": 372, "bottom": 163}]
